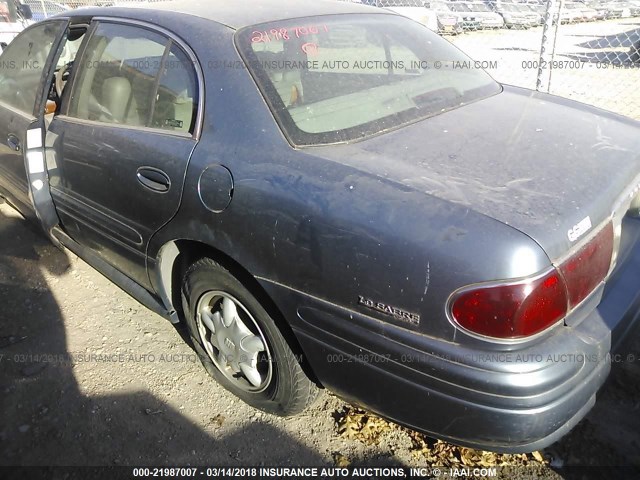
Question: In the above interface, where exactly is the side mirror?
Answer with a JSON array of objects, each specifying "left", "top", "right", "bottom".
[
  {"left": 18, "top": 4, "right": 33, "bottom": 20},
  {"left": 0, "top": 42, "right": 7, "bottom": 53}
]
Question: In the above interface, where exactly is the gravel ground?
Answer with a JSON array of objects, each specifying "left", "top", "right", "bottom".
[{"left": 1, "top": 199, "right": 640, "bottom": 478}]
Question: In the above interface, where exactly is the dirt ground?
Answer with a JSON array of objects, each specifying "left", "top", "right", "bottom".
[{"left": 1, "top": 202, "right": 639, "bottom": 478}]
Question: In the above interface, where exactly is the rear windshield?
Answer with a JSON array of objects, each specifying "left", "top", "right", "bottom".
[{"left": 236, "top": 14, "right": 500, "bottom": 146}]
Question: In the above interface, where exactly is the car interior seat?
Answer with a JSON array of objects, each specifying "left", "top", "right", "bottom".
[{"left": 100, "top": 76, "right": 139, "bottom": 125}]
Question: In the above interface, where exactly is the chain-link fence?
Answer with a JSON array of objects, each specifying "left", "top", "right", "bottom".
[
  {"left": 349, "top": 1, "right": 640, "bottom": 119},
  {"left": 14, "top": 0, "right": 640, "bottom": 119}
]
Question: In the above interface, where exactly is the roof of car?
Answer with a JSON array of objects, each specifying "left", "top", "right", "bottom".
[{"left": 87, "top": 0, "right": 381, "bottom": 30}]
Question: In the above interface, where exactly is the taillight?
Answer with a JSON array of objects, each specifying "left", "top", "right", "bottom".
[
  {"left": 450, "top": 269, "right": 568, "bottom": 339},
  {"left": 558, "top": 222, "right": 614, "bottom": 309},
  {"left": 450, "top": 222, "right": 613, "bottom": 340}
]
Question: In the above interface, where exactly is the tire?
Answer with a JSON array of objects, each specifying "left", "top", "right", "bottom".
[{"left": 181, "top": 257, "right": 318, "bottom": 416}]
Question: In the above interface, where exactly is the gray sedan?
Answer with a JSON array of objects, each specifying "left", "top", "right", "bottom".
[{"left": 0, "top": 0, "right": 639, "bottom": 454}]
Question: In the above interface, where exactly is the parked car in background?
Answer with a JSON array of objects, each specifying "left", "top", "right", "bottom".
[
  {"left": 447, "top": 2, "right": 483, "bottom": 30},
  {"left": 466, "top": 1, "right": 505, "bottom": 28},
  {"left": 380, "top": 0, "right": 439, "bottom": 32},
  {"left": 580, "top": 1, "right": 608, "bottom": 20},
  {"left": 3, "top": 0, "right": 640, "bottom": 456},
  {"left": 605, "top": 0, "right": 632, "bottom": 17},
  {"left": 560, "top": 2, "right": 587, "bottom": 23},
  {"left": 0, "top": 0, "right": 31, "bottom": 48},
  {"left": 364, "top": 0, "right": 463, "bottom": 34},
  {"left": 428, "top": 0, "right": 465, "bottom": 34},
  {"left": 487, "top": 1, "right": 539, "bottom": 28},
  {"left": 26, "top": 0, "right": 69, "bottom": 22},
  {"left": 525, "top": 2, "right": 546, "bottom": 25},
  {"left": 578, "top": 3, "right": 601, "bottom": 20},
  {"left": 627, "top": 0, "right": 640, "bottom": 15}
]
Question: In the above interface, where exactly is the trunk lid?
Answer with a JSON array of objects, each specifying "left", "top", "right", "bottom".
[{"left": 312, "top": 86, "right": 640, "bottom": 261}]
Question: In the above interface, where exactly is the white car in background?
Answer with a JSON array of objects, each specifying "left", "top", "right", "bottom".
[
  {"left": 466, "top": 2, "right": 505, "bottom": 28},
  {"left": 428, "top": 0, "right": 465, "bottom": 34},
  {"left": 0, "top": 0, "right": 32, "bottom": 49},
  {"left": 559, "top": 2, "right": 586, "bottom": 22},
  {"left": 578, "top": 4, "right": 600, "bottom": 20},
  {"left": 381, "top": 0, "right": 439, "bottom": 32}
]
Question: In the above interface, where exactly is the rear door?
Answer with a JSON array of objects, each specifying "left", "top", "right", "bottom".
[
  {"left": 0, "top": 20, "right": 65, "bottom": 216},
  {"left": 46, "top": 20, "right": 201, "bottom": 288}
]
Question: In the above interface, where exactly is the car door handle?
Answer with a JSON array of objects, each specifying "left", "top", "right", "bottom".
[
  {"left": 7, "top": 134, "right": 21, "bottom": 152},
  {"left": 136, "top": 167, "right": 171, "bottom": 193}
]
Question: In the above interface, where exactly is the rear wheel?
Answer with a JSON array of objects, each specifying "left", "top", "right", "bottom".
[{"left": 181, "top": 258, "right": 318, "bottom": 415}]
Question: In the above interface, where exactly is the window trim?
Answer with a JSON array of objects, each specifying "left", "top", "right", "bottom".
[
  {"left": 62, "top": 17, "right": 204, "bottom": 140},
  {"left": 57, "top": 20, "right": 98, "bottom": 116}
]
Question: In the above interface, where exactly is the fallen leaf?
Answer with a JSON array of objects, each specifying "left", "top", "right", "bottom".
[{"left": 332, "top": 452, "right": 350, "bottom": 467}]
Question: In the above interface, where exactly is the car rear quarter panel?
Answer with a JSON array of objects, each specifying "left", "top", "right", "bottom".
[{"left": 147, "top": 17, "right": 552, "bottom": 345}]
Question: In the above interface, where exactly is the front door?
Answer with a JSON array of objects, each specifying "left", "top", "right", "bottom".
[
  {"left": 47, "top": 20, "right": 200, "bottom": 287},
  {"left": 0, "top": 21, "right": 65, "bottom": 217}
]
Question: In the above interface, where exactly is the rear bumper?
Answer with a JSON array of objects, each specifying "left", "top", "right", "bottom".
[
  {"left": 261, "top": 220, "right": 640, "bottom": 453},
  {"left": 311, "top": 339, "right": 609, "bottom": 454},
  {"left": 291, "top": 304, "right": 614, "bottom": 453}
]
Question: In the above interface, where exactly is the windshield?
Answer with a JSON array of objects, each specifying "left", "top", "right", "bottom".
[
  {"left": 0, "top": 0, "right": 18, "bottom": 23},
  {"left": 237, "top": 14, "right": 500, "bottom": 146}
]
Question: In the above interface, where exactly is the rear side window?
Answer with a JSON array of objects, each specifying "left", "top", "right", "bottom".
[
  {"left": 68, "top": 22, "right": 198, "bottom": 134},
  {"left": 150, "top": 45, "right": 198, "bottom": 132},
  {"left": 237, "top": 14, "right": 500, "bottom": 146}
]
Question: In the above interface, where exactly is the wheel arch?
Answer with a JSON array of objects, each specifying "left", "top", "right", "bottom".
[{"left": 155, "top": 239, "right": 259, "bottom": 322}]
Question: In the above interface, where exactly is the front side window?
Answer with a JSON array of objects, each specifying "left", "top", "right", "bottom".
[
  {"left": 0, "top": 21, "right": 62, "bottom": 114},
  {"left": 68, "top": 22, "right": 197, "bottom": 133},
  {"left": 237, "top": 14, "right": 500, "bottom": 146}
]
